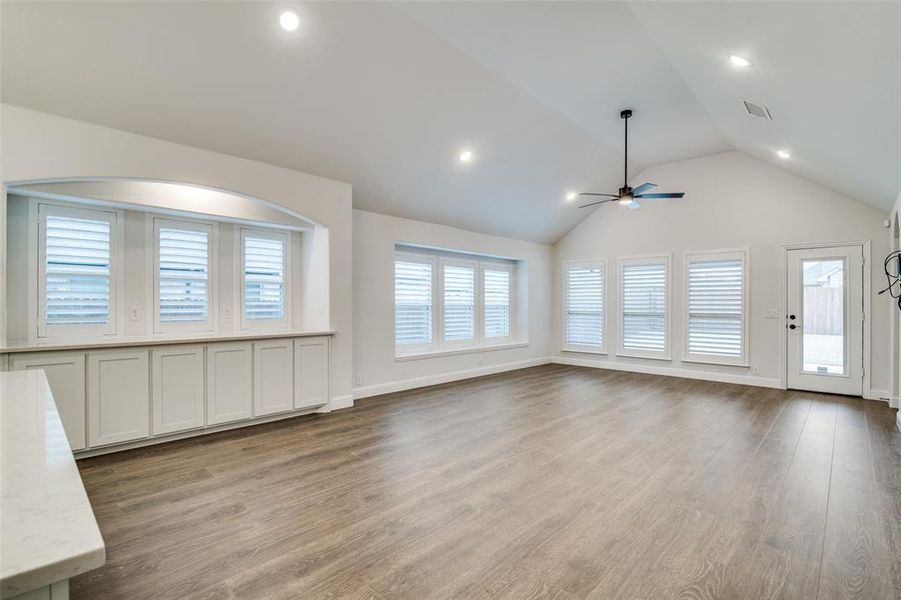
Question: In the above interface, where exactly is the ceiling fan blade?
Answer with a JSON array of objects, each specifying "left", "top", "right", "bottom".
[
  {"left": 579, "top": 199, "right": 614, "bottom": 209},
  {"left": 633, "top": 192, "right": 685, "bottom": 199},
  {"left": 578, "top": 192, "right": 619, "bottom": 198},
  {"left": 631, "top": 182, "right": 657, "bottom": 196}
]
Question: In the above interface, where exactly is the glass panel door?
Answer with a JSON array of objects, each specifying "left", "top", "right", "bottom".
[{"left": 801, "top": 258, "right": 846, "bottom": 375}]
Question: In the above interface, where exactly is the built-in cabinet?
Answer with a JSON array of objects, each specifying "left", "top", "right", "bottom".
[
  {"left": 88, "top": 350, "right": 151, "bottom": 447},
  {"left": 152, "top": 345, "right": 204, "bottom": 435},
  {"left": 253, "top": 339, "right": 294, "bottom": 416},
  {"left": 206, "top": 342, "right": 253, "bottom": 425},
  {"left": 295, "top": 337, "right": 329, "bottom": 410},
  {"left": 10, "top": 352, "right": 87, "bottom": 451},
  {"left": 6, "top": 335, "right": 331, "bottom": 456}
]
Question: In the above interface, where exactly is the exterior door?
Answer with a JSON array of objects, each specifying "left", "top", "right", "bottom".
[{"left": 786, "top": 245, "right": 863, "bottom": 395}]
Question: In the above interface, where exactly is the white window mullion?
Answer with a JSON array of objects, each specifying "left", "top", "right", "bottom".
[
  {"left": 685, "top": 250, "right": 748, "bottom": 365},
  {"left": 619, "top": 255, "right": 670, "bottom": 359}
]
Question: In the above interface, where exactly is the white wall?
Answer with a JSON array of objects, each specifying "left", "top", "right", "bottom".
[
  {"left": 0, "top": 105, "right": 354, "bottom": 406},
  {"left": 554, "top": 151, "right": 891, "bottom": 398},
  {"left": 353, "top": 209, "right": 553, "bottom": 397}
]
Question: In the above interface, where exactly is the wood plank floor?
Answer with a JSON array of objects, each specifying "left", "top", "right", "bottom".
[{"left": 72, "top": 364, "right": 901, "bottom": 600}]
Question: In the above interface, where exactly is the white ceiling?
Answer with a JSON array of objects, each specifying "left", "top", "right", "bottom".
[{"left": 1, "top": 2, "right": 898, "bottom": 244}]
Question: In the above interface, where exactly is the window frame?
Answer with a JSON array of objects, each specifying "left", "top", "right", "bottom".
[
  {"left": 683, "top": 248, "right": 750, "bottom": 367},
  {"left": 562, "top": 259, "right": 606, "bottom": 354},
  {"left": 239, "top": 226, "right": 290, "bottom": 331},
  {"left": 36, "top": 201, "right": 123, "bottom": 339},
  {"left": 393, "top": 251, "right": 439, "bottom": 354},
  {"left": 152, "top": 216, "right": 217, "bottom": 335},
  {"left": 394, "top": 248, "right": 518, "bottom": 358},
  {"left": 439, "top": 257, "right": 480, "bottom": 349},
  {"left": 617, "top": 253, "right": 671, "bottom": 360},
  {"left": 481, "top": 261, "right": 515, "bottom": 345}
]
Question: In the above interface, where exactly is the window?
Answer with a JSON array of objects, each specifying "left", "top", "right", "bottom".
[
  {"left": 443, "top": 261, "right": 476, "bottom": 344},
  {"left": 241, "top": 228, "right": 288, "bottom": 329},
  {"left": 685, "top": 250, "right": 748, "bottom": 365},
  {"left": 394, "top": 247, "right": 518, "bottom": 356},
  {"left": 563, "top": 261, "right": 605, "bottom": 352},
  {"left": 619, "top": 256, "right": 669, "bottom": 358},
  {"left": 154, "top": 219, "right": 213, "bottom": 332},
  {"left": 395, "top": 256, "right": 434, "bottom": 348},
  {"left": 38, "top": 203, "right": 119, "bottom": 338},
  {"left": 483, "top": 265, "right": 512, "bottom": 340}
]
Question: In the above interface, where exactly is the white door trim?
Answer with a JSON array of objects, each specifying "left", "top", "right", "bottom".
[{"left": 780, "top": 240, "right": 870, "bottom": 396}]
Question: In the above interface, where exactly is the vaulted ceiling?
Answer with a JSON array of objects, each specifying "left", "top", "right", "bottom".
[{"left": 2, "top": 1, "right": 898, "bottom": 243}]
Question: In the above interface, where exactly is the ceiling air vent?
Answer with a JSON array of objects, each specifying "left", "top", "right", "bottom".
[{"left": 742, "top": 99, "right": 772, "bottom": 120}]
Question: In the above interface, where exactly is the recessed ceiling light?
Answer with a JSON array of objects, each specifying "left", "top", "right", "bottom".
[
  {"left": 729, "top": 55, "right": 751, "bottom": 68},
  {"left": 776, "top": 149, "right": 791, "bottom": 159},
  {"left": 566, "top": 191, "right": 577, "bottom": 201},
  {"left": 459, "top": 149, "right": 473, "bottom": 163},
  {"left": 279, "top": 10, "right": 300, "bottom": 32}
]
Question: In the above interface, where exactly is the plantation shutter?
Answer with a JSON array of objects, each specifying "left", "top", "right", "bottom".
[
  {"left": 565, "top": 264, "right": 604, "bottom": 347},
  {"left": 443, "top": 264, "right": 475, "bottom": 342},
  {"left": 394, "top": 259, "right": 433, "bottom": 345},
  {"left": 483, "top": 267, "right": 511, "bottom": 338},
  {"left": 688, "top": 257, "right": 744, "bottom": 358},
  {"left": 621, "top": 261, "right": 667, "bottom": 353},
  {"left": 243, "top": 234, "right": 286, "bottom": 321},
  {"left": 158, "top": 226, "right": 209, "bottom": 323},
  {"left": 44, "top": 213, "right": 112, "bottom": 326}
]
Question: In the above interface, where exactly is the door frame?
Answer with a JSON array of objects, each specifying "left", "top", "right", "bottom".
[{"left": 780, "top": 240, "right": 871, "bottom": 396}]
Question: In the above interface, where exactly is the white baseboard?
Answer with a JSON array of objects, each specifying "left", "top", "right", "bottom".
[
  {"left": 353, "top": 357, "right": 553, "bottom": 400},
  {"left": 326, "top": 393, "right": 354, "bottom": 411},
  {"left": 864, "top": 389, "right": 892, "bottom": 403},
  {"left": 552, "top": 356, "right": 783, "bottom": 389}
]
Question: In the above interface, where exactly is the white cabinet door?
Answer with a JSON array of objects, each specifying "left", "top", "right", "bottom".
[
  {"left": 88, "top": 350, "right": 150, "bottom": 447},
  {"left": 151, "top": 345, "right": 204, "bottom": 435},
  {"left": 253, "top": 339, "right": 294, "bottom": 417},
  {"left": 10, "top": 352, "right": 87, "bottom": 451},
  {"left": 206, "top": 342, "right": 252, "bottom": 425},
  {"left": 294, "top": 337, "right": 329, "bottom": 410}
]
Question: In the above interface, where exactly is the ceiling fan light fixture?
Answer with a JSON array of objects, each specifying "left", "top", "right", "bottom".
[
  {"left": 776, "top": 149, "right": 791, "bottom": 159},
  {"left": 566, "top": 191, "right": 578, "bottom": 201},
  {"left": 729, "top": 54, "right": 751, "bottom": 68},
  {"left": 618, "top": 197, "right": 633, "bottom": 206}
]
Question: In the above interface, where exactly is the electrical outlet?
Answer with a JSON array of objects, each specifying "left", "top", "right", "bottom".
[
  {"left": 354, "top": 374, "right": 364, "bottom": 385},
  {"left": 128, "top": 306, "right": 142, "bottom": 322},
  {"left": 751, "top": 366, "right": 760, "bottom": 375},
  {"left": 224, "top": 307, "right": 233, "bottom": 320}
]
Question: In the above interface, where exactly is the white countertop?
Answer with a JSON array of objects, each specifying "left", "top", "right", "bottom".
[
  {"left": 0, "top": 370, "right": 105, "bottom": 598},
  {"left": 0, "top": 329, "right": 335, "bottom": 354}
]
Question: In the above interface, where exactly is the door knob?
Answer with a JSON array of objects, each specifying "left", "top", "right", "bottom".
[
  {"left": 789, "top": 324, "right": 797, "bottom": 329},
  {"left": 789, "top": 314, "right": 796, "bottom": 320}
]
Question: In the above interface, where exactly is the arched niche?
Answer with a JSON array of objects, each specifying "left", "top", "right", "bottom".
[{"left": 2, "top": 177, "right": 331, "bottom": 344}]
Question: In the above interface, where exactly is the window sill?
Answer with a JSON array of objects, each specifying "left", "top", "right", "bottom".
[
  {"left": 396, "top": 342, "right": 529, "bottom": 362},
  {"left": 562, "top": 346, "right": 607, "bottom": 355},
  {"left": 681, "top": 357, "right": 750, "bottom": 368},
  {"left": 616, "top": 352, "right": 672, "bottom": 362}
]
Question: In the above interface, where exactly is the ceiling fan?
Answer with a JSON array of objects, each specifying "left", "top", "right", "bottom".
[{"left": 579, "top": 109, "right": 685, "bottom": 210}]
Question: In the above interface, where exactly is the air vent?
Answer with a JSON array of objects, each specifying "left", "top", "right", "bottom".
[{"left": 742, "top": 99, "right": 772, "bottom": 120}]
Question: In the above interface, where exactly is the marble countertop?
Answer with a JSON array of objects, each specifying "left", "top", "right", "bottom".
[
  {"left": 0, "top": 370, "right": 105, "bottom": 598},
  {"left": 0, "top": 329, "right": 335, "bottom": 354}
]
